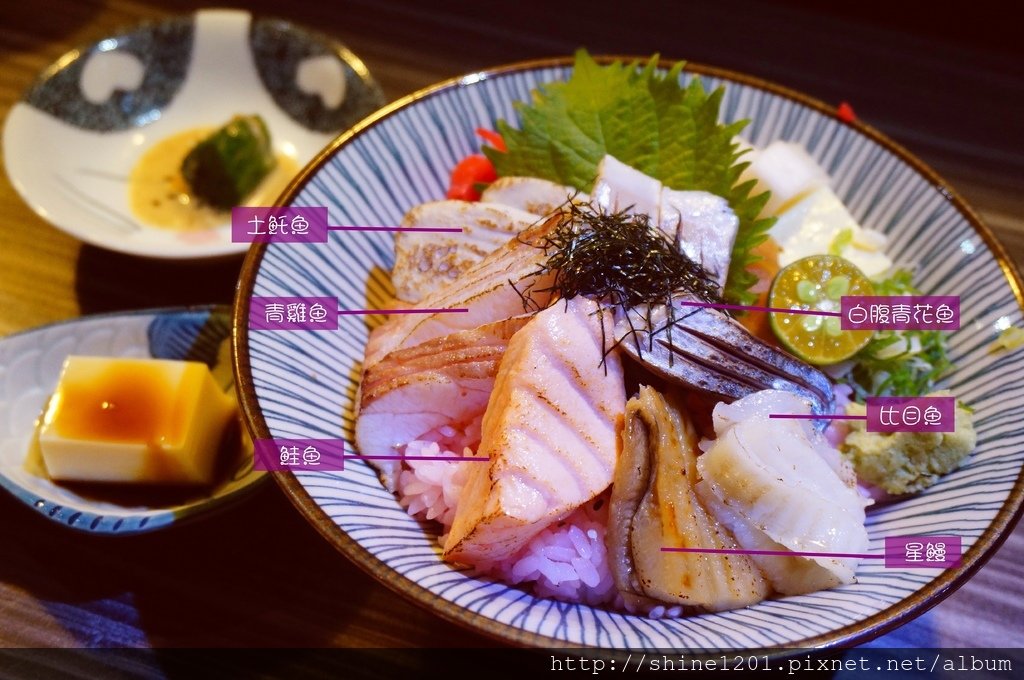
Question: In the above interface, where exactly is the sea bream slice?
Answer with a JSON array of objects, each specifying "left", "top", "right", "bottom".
[
  {"left": 356, "top": 316, "right": 529, "bottom": 491},
  {"left": 480, "top": 177, "right": 590, "bottom": 217},
  {"left": 443, "top": 297, "right": 626, "bottom": 564},
  {"left": 659, "top": 190, "right": 738, "bottom": 291},
  {"left": 392, "top": 201, "right": 541, "bottom": 303},
  {"left": 363, "top": 214, "right": 561, "bottom": 369},
  {"left": 591, "top": 154, "right": 739, "bottom": 289}
]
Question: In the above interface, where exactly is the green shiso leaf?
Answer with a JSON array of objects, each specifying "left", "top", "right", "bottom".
[{"left": 485, "top": 49, "right": 774, "bottom": 304}]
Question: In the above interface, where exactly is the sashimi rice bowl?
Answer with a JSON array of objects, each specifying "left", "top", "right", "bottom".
[{"left": 235, "top": 53, "right": 1024, "bottom": 650}]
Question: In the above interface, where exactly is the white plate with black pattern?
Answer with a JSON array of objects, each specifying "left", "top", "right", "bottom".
[
  {"left": 2, "top": 9, "right": 384, "bottom": 259},
  {"left": 234, "top": 58, "right": 1024, "bottom": 651}
]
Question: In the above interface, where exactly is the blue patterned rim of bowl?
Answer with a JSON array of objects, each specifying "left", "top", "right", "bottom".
[
  {"left": 0, "top": 305, "right": 266, "bottom": 535},
  {"left": 232, "top": 57, "right": 1024, "bottom": 650}
]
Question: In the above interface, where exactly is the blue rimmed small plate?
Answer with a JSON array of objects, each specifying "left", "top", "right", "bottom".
[
  {"left": 2, "top": 9, "right": 384, "bottom": 260},
  {"left": 0, "top": 306, "right": 266, "bottom": 534}
]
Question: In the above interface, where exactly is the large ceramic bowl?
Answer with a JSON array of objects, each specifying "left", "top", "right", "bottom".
[{"left": 233, "top": 58, "right": 1024, "bottom": 650}]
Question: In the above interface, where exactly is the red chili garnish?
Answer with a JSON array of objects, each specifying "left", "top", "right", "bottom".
[
  {"left": 475, "top": 128, "right": 506, "bottom": 152},
  {"left": 446, "top": 154, "right": 497, "bottom": 201},
  {"left": 837, "top": 101, "right": 857, "bottom": 123}
]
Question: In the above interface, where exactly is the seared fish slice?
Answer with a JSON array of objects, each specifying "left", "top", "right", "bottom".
[
  {"left": 607, "top": 386, "right": 769, "bottom": 612},
  {"left": 356, "top": 316, "right": 529, "bottom": 490},
  {"left": 392, "top": 201, "right": 541, "bottom": 303},
  {"left": 364, "top": 214, "right": 561, "bottom": 369},
  {"left": 443, "top": 297, "right": 625, "bottom": 564}
]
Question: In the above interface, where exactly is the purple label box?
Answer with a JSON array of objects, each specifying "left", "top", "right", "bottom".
[
  {"left": 249, "top": 296, "right": 338, "bottom": 331},
  {"left": 254, "top": 438, "right": 346, "bottom": 471},
  {"left": 231, "top": 207, "right": 329, "bottom": 244},
  {"left": 842, "top": 295, "right": 960, "bottom": 331},
  {"left": 867, "top": 396, "right": 956, "bottom": 433},
  {"left": 884, "top": 535, "right": 961, "bottom": 569}
]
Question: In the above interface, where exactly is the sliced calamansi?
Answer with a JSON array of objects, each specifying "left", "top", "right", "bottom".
[{"left": 769, "top": 255, "right": 875, "bottom": 365}]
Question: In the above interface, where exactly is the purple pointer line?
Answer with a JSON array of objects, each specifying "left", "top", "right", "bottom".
[
  {"left": 661, "top": 547, "right": 883, "bottom": 559},
  {"left": 769, "top": 413, "right": 867, "bottom": 421},
  {"left": 678, "top": 300, "right": 843, "bottom": 317},
  {"left": 345, "top": 454, "right": 490, "bottom": 462},
  {"left": 337, "top": 308, "right": 470, "bottom": 315},
  {"left": 327, "top": 225, "right": 464, "bottom": 233}
]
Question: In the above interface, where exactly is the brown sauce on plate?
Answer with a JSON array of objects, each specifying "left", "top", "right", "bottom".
[
  {"left": 25, "top": 387, "right": 250, "bottom": 508},
  {"left": 49, "top": 361, "right": 178, "bottom": 446}
]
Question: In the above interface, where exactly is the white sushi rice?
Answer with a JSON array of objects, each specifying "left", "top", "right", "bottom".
[
  {"left": 396, "top": 417, "right": 483, "bottom": 528},
  {"left": 396, "top": 440, "right": 472, "bottom": 528},
  {"left": 396, "top": 427, "right": 618, "bottom": 607},
  {"left": 475, "top": 498, "right": 617, "bottom": 607}
]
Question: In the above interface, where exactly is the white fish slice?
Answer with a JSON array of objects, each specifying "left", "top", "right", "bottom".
[
  {"left": 392, "top": 201, "right": 541, "bottom": 303},
  {"left": 591, "top": 154, "right": 738, "bottom": 288},
  {"left": 696, "top": 390, "right": 869, "bottom": 588},
  {"left": 480, "top": 177, "right": 589, "bottom": 216},
  {"left": 696, "top": 482, "right": 848, "bottom": 595},
  {"left": 659, "top": 190, "right": 738, "bottom": 289}
]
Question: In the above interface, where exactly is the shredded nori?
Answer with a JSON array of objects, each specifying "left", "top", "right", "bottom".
[
  {"left": 528, "top": 202, "right": 721, "bottom": 308},
  {"left": 521, "top": 202, "right": 723, "bottom": 365}
]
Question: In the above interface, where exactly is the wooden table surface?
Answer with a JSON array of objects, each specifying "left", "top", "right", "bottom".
[{"left": 1, "top": 0, "right": 1022, "bottom": 663}]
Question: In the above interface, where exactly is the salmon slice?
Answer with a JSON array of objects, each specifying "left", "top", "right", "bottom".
[
  {"left": 363, "top": 214, "right": 560, "bottom": 369},
  {"left": 392, "top": 201, "right": 541, "bottom": 303},
  {"left": 443, "top": 297, "right": 626, "bottom": 564},
  {"left": 356, "top": 316, "right": 529, "bottom": 490}
]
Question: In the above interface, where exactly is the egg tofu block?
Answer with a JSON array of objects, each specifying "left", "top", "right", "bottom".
[{"left": 38, "top": 356, "right": 236, "bottom": 485}]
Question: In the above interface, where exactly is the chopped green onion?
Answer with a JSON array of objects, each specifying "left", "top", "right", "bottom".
[{"left": 829, "top": 227, "right": 854, "bottom": 255}]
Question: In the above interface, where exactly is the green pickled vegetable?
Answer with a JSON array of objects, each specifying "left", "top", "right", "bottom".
[{"left": 181, "top": 115, "right": 276, "bottom": 209}]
